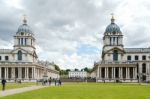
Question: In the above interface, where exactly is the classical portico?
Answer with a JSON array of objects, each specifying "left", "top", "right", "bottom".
[{"left": 96, "top": 61, "right": 137, "bottom": 82}]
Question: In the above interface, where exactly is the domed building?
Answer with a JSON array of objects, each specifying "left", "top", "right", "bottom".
[
  {"left": 0, "top": 16, "right": 59, "bottom": 82},
  {"left": 95, "top": 15, "right": 150, "bottom": 83}
]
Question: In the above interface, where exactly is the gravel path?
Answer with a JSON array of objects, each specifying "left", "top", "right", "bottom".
[{"left": 0, "top": 85, "right": 48, "bottom": 97}]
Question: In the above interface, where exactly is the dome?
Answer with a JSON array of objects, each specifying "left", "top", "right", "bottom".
[
  {"left": 16, "top": 16, "right": 33, "bottom": 35},
  {"left": 104, "top": 16, "right": 122, "bottom": 34},
  {"left": 105, "top": 23, "right": 121, "bottom": 34}
]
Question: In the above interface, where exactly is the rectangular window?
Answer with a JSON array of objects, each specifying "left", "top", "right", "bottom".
[
  {"left": 21, "top": 38, "right": 23, "bottom": 45},
  {"left": 5, "top": 56, "right": 9, "bottom": 60},
  {"left": 117, "top": 37, "right": 118, "bottom": 45},
  {"left": 31, "top": 39, "right": 32, "bottom": 46},
  {"left": 18, "top": 38, "right": 20, "bottom": 45},
  {"left": 113, "top": 37, "right": 115, "bottom": 45},
  {"left": 142, "top": 55, "right": 146, "bottom": 60},
  {"left": 0, "top": 56, "right": 1, "bottom": 60},
  {"left": 25, "top": 38, "right": 27, "bottom": 45},
  {"left": 135, "top": 55, "right": 138, "bottom": 60},
  {"left": 110, "top": 37, "right": 111, "bottom": 45},
  {"left": 127, "top": 56, "right": 131, "bottom": 60}
]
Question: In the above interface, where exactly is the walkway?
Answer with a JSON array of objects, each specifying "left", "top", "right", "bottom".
[{"left": 0, "top": 85, "right": 49, "bottom": 97}]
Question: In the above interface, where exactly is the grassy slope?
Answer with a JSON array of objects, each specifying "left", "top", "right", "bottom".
[
  {"left": 1, "top": 83, "right": 150, "bottom": 99},
  {"left": 0, "top": 82, "right": 35, "bottom": 90}
]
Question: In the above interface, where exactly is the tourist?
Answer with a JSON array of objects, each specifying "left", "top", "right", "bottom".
[
  {"left": 48, "top": 79, "right": 51, "bottom": 86},
  {"left": 59, "top": 79, "right": 61, "bottom": 86},
  {"left": 55, "top": 79, "right": 57, "bottom": 86},
  {"left": 1, "top": 78, "right": 6, "bottom": 91}
]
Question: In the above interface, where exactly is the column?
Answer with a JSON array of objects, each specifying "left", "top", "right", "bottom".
[
  {"left": 106, "top": 67, "right": 108, "bottom": 78},
  {"left": 34, "top": 67, "right": 36, "bottom": 79},
  {"left": 114, "top": 67, "right": 115, "bottom": 79},
  {"left": 112, "top": 67, "right": 114, "bottom": 79},
  {"left": 119, "top": 67, "right": 121, "bottom": 78},
  {"left": 11, "top": 68, "right": 14, "bottom": 79},
  {"left": 0, "top": 67, "right": 1, "bottom": 79},
  {"left": 18, "top": 68, "right": 20, "bottom": 78},
  {"left": 32, "top": 67, "right": 34, "bottom": 78},
  {"left": 133, "top": 67, "right": 135, "bottom": 79},
  {"left": 6, "top": 67, "right": 8, "bottom": 79},
  {"left": 25, "top": 67, "right": 27, "bottom": 79},
  {"left": 5, "top": 68, "right": 6, "bottom": 79},
  {"left": 27, "top": 68, "right": 28, "bottom": 79},
  {"left": 97, "top": 66, "right": 99, "bottom": 78},
  {"left": 128, "top": 67, "right": 130, "bottom": 79},
  {"left": 135, "top": 67, "right": 137, "bottom": 79},
  {"left": 126, "top": 67, "right": 128, "bottom": 79},
  {"left": 120, "top": 67, "right": 122, "bottom": 79},
  {"left": 104, "top": 67, "right": 107, "bottom": 79},
  {"left": 20, "top": 68, "right": 22, "bottom": 79},
  {"left": 99, "top": 67, "right": 101, "bottom": 79}
]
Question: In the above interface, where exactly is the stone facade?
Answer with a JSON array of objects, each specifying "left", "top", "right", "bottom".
[
  {"left": 95, "top": 16, "right": 150, "bottom": 83},
  {"left": 0, "top": 17, "right": 59, "bottom": 82},
  {"left": 69, "top": 71, "right": 87, "bottom": 78}
]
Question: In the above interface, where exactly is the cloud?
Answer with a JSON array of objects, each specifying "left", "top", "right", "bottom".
[{"left": 0, "top": 0, "right": 150, "bottom": 69}]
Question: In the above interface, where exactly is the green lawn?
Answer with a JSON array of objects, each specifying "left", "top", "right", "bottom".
[
  {"left": 0, "top": 82, "right": 36, "bottom": 90},
  {"left": 1, "top": 83, "right": 150, "bottom": 99}
]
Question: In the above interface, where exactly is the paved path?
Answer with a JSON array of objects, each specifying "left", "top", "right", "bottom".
[{"left": 0, "top": 85, "right": 49, "bottom": 97}]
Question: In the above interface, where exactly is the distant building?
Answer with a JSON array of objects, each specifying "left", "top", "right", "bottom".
[
  {"left": 0, "top": 17, "right": 59, "bottom": 82},
  {"left": 69, "top": 71, "right": 87, "bottom": 78},
  {"left": 95, "top": 15, "right": 150, "bottom": 83}
]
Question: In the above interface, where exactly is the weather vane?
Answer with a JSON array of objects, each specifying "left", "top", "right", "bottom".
[
  {"left": 23, "top": 14, "right": 27, "bottom": 24},
  {"left": 110, "top": 13, "right": 115, "bottom": 23},
  {"left": 111, "top": 13, "right": 114, "bottom": 18}
]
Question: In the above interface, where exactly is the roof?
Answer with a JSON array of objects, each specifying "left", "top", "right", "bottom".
[
  {"left": 124, "top": 48, "right": 150, "bottom": 53},
  {"left": 0, "top": 49, "right": 12, "bottom": 54},
  {"left": 105, "top": 23, "right": 122, "bottom": 34}
]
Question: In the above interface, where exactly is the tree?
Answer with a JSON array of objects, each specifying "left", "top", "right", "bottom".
[
  {"left": 54, "top": 64, "right": 60, "bottom": 71},
  {"left": 74, "top": 68, "right": 79, "bottom": 71}
]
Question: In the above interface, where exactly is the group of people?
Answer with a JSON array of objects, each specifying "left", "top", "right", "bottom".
[
  {"left": 1, "top": 78, "right": 62, "bottom": 91},
  {"left": 36, "top": 78, "right": 62, "bottom": 86},
  {"left": 41, "top": 79, "right": 52, "bottom": 86},
  {"left": 55, "top": 79, "right": 61, "bottom": 86}
]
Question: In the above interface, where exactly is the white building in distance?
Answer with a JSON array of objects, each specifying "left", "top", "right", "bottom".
[
  {"left": 69, "top": 71, "right": 87, "bottom": 78},
  {"left": 0, "top": 17, "right": 59, "bottom": 82},
  {"left": 95, "top": 15, "right": 150, "bottom": 83}
]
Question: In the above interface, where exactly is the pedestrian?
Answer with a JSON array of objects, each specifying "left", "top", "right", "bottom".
[
  {"left": 55, "top": 79, "right": 57, "bottom": 86},
  {"left": 1, "top": 78, "right": 6, "bottom": 91},
  {"left": 48, "top": 79, "right": 51, "bottom": 86},
  {"left": 59, "top": 79, "right": 61, "bottom": 86}
]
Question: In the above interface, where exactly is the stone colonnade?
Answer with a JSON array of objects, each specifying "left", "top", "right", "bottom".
[
  {"left": 0, "top": 67, "right": 41, "bottom": 80},
  {"left": 97, "top": 66, "right": 137, "bottom": 79}
]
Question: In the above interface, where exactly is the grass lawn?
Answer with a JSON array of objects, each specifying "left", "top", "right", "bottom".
[
  {"left": 0, "top": 82, "right": 36, "bottom": 90},
  {"left": 1, "top": 83, "right": 150, "bottom": 99}
]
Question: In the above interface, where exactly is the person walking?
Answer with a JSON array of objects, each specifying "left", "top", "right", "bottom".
[
  {"left": 1, "top": 78, "right": 6, "bottom": 91},
  {"left": 55, "top": 79, "right": 57, "bottom": 86},
  {"left": 48, "top": 79, "right": 51, "bottom": 86},
  {"left": 59, "top": 79, "right": 61, "bottom": 86}
]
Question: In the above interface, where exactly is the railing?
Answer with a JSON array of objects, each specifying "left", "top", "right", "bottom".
[{"left": 94, "top": 60, "right": 136, "bottom": 65}]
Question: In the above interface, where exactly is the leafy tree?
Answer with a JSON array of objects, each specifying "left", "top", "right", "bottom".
[
  {"left": 54, "top": 64, "right": 60, "bottom": 71},
  {"left": 74, "top": 68, "right": 79, "bottom": 71}
]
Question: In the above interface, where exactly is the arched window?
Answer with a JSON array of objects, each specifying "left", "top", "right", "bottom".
[
  {"left": 18, "top": 50, "right": 22, "bottom": 60},
  {"left": 142, "top": 63, "right": 146, "bottom": 73},
  {"left": 113, "top": 50, "right": 118, "bottom": 61}
]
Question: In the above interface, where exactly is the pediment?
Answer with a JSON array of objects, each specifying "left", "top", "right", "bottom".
[
  {"left": 11, "top": 48, "right": 31, "bottom": 54},
  {"left": 105, "top": 47, "right": 125, "bottom": 54}
]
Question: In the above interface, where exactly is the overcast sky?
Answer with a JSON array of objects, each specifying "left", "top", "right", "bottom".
[{"left": 0, "top": 0, "right": 150, "bottom": 69}]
